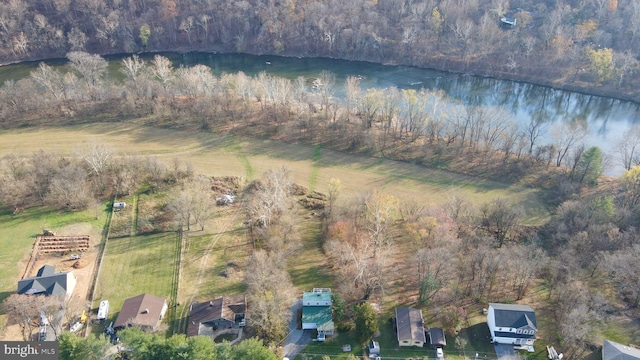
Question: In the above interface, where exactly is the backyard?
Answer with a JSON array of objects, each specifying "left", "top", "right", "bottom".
[{"left": 92, "top": 232, "right": 180, "bottom": 334}]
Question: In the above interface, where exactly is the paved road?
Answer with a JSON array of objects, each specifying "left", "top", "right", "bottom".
[
  {"left": 494, "top": 344, "right": 519, "bottom": 360},
  {"left": 281, "top": 300, "right": 313, "bottom": 359}
]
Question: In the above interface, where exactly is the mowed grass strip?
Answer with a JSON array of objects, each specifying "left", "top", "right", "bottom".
[
  {"left": 287, "top": 208, "right": 333, "bottom": 291},
  {"left": 93, "top": 232, "right": 179, "bottom": 324}
]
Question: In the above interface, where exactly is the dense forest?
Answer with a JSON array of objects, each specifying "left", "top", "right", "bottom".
[{"left": 0, "top": 0, "right": 638, "bottom": 101}]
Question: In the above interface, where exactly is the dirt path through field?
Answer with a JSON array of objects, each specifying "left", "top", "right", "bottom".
[{"left": 176, "top": 205, "right": 243, "bottom": 333}]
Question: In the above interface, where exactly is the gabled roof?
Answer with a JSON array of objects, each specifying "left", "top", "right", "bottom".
[
  {"left": 17, "top": 265, "right": 73, "bottom": 297},
  {"left": 395, "top": 307, "right": 427, "bottom": 343},
  {"left": 303, "top": 305, "right": 332, "bottom": 324},
  {"left": 429, "top": 327, "right": 446, "bottom": 347},
  {"left": 37, "top": 265, "right": 56, "bottom": 277},
  {"left": 603, "top": 339, "right": 640, "bottom": 360},
  {"left": 187, "top": 295, "right": 246, "bottom": 337},
  {"left": 489, "top": 303, "right": 537, "bottom": 330},
  {"left": 114, "top": 294, "right": 167, "bottom": 329}
]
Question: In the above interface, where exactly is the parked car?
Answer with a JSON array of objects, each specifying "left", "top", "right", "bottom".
[
  {"left": 436, "top": 347, "right": 444, "bottom": 359},
  {"left": 70, "top": 254, "right": 80, "bottom": 260}
]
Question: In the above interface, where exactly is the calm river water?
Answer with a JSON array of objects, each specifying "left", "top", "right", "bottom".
[{"left": 2, "top": 52, "right": 638, "bottom": 175}]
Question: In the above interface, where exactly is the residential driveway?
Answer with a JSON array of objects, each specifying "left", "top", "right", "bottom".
[
  {"left": 494, "top": 344, "right": 518, "bottom": 360},
  {"left": 281, "top": 300, "right": 313, "bottom": 359}
]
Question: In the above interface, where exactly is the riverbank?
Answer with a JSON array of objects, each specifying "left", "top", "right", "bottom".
[{"left": 2, "top": 46, "right": 638, "bottom": 105}]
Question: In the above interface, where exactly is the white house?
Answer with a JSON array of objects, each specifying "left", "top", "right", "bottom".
[{"left": 487, "top": 303, "right": 537, "bottom": 349}]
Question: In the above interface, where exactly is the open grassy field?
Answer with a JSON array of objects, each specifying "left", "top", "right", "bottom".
[
  {"left": 0, "top": 123, "right": 550, "bottom": 225},
  {"left": 92, "top": 232, "right": 180, "bottom": 328}
]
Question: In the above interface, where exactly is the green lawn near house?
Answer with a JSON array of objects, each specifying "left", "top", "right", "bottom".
[
  {"left": 0, "top": 205, "right": 108, "bottom": 304},
  {"left": 92, "top": 232, "right": 180, "bottom": 331}
]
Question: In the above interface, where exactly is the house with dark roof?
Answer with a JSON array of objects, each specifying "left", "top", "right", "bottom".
[
  {"left": 603, "top": 339, "right": 640, "bottom": 360},
  {"left": 301, "top": 288, "right": 334, "bottom": 341},
  {"left": 114, "top": 294, "right": 167, "bottom": 331},
  {"left": 17, "top": 265, "right": 76, "bottom": 297},
  {"left": 186, "top": 295, "right": 246, "bottom": 337},
  {"left": 487, "top": 303, "right": 537, "bottom": 349},
  {"left": 395, "top": 307, "right": 427, "bottom": 347}
]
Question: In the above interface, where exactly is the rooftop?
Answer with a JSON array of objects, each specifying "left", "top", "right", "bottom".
[
  {"left": 489, "top": 303, "right": 537, "bottom": 330},
  {"left": 17, "top": 265, "right": 74, "bottom": 297},
  {"left": 303, "top": 290, "right": 332, "bottom": 303},
  {"left": 395, "top": 307, "right": 427, "bottom": 343},
  {"left": 114, "top": 294, "right": 166, "bottom": 329},
  {"left": 302, "top": 305, "right": 333, "bottom": 328},
  {"left": 603, "top": 339, "right": 640, "bottom": 360}
]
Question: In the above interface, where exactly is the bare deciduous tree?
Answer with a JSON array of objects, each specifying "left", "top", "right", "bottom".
[
  {"left": 479, "top": 197, "right": 522, "bottom": 248},
  {"left": 66, "top": 51, "right": 108, "bottom": 89},
  {"left": 604, "top": 244, "right": 640, "bottom": 307},
  {"left": 245, "top": 250, "right": 294, "bottom": 345},
  {"left": 2, "top": 294, "right": 44, "bottom": 341}
]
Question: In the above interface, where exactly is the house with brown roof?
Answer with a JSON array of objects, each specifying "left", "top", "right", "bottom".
[
  {"left": 187, "top": 295, "right": 246, "bottom": 337},
  {"left": 395, "top": 307, "right": 427, "bottom": 347},
  {"left": 114, "top": 294, "right": 168, "bottom": 331}
]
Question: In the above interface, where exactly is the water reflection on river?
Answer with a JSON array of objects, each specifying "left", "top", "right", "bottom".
[{"left": 1, "top": 52, "right": 638, "bottom": 175}]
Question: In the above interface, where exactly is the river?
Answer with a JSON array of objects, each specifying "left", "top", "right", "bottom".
[{"left": 1, "top": 52, "right": 638, "bottom": 175}]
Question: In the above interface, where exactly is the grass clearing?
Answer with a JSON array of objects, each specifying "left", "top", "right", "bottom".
[
  {"left": 0, "top": 123, "right": 550, "bottom": 225},
  {"left": 287, "top": 208, "right": 332, "bottom": 292},
  {"left": 173, "top": 205, "right": 249, "bottom": 334},
  {"left": 93, "top": 232, "right": 179, "bottom": 330}
]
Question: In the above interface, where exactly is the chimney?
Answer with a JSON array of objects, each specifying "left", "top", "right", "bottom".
[
  {"left": 142, "top": 309, "right": 149, "bottom": 314},
  {"left": 209, "top": 301, "right": 214, "bottom": 307}
]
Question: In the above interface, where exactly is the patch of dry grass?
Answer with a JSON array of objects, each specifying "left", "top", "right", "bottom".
[{"left": 0, "top": 123, "right": 549, "bottom": 225}]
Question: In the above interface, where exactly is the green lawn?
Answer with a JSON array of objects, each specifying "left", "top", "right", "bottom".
[
  {"left": 92, "top": 232, "right": 180, "bottom": 329},
  {"left": 0, "top": 206, "right": 108, "bottom": 304},
  {"left": 288, "top": 209, "right": 333, "bottom": 292}
]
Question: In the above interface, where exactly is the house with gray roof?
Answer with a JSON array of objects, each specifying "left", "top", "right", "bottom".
[
  {"left": 395, "top": 307, "right": 427, "bottom": 347},
  {"left": 603, "top": 339, "right": 640, "bottom": 360},
  {"left": 17, "top": 265, "right": 76, "bottom": 297},
  {"left": 487, "top": 303, "right": 537, "bottom": 349}
]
